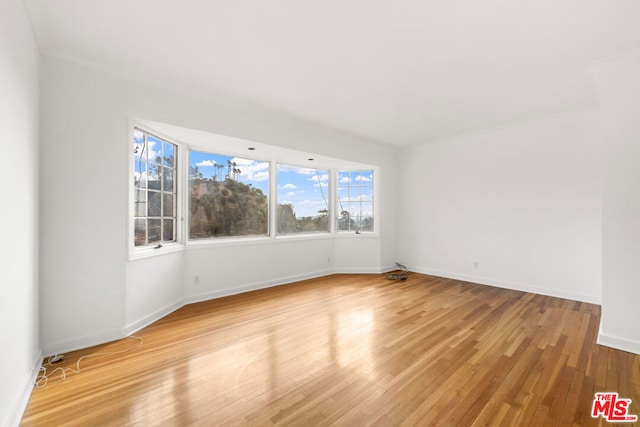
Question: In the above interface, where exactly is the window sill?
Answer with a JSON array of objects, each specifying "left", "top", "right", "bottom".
[
  {"left": 129, "top": 231, "right": 378, "bottom": 259},
  {"left": 275, "top": 232, "right": 333, "bottom": 241},
  {"left": 187, "top": 235, "right": 273, "bottom": 250},
  {"left": 186, "top": 232, "right": 334, "bottom": 250},
  {"left": 129, "top": 242, "right": 185, "bottom": 261},
  {"left": 335, "top": 231, "right": 378, "bottom": 237}
]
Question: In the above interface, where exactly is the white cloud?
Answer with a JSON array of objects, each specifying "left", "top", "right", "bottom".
[
  {"left": 252, "top": 171, "right": 269, "bottom": 182},
  {"left": 134, "top": 140, "right": 160, "bottom": 163},
  {"left": 280, "top": 183, "right": 297, "bottom": 189},
  {"left": 338, "top": 174, "right": 372, "bottom": 184},
  {"left": 294, "top": 199, "right": 329, "bottom": 217},
  {"left": 133, "top": 171, "right": 146, "bottom": 183},
  {"left": 287, "top": 191, "right": 296, "bottom": 196},
  {"left": 308, "top": 173, "right": 329, "bottom": 186},
  {"left": 353, "top": 194, "right": 373, "bottom": 202},
  {"left": 230, "top": 158, "right": 270, "bottom": 182},
  {"left": 196, "top": 159, "right": 217, "bottom": 167},
  {"left": 279, "top": 165, "right": 320, "bottom": 175},
  {"left": 231, "top": 157, "right": 260, "bottom": 167}
]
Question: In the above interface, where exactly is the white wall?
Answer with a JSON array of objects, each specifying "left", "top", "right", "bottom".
[
  {"left": 397, "top": 109, "right": 602, "bottom": 303},
  {"left": 125, "top": 252, "right": 184, "bottom": 334},
  {"left": 40, "top": 60, "right": 129, "bottom": 355},
  {"left": 0, "top": 0, "right": 41, "bottom": 425},
  {"left": 184, "top": 238, "right": 335, "bottom": 304},
  {"left": 40, "top": 56, "right": 397, "bottom": 354},
  {"left": 334, "top": 235, "right": 382, "bottom": 273},
  {"left": 597, "top": 49, "right": 640, "bottom": 354}
]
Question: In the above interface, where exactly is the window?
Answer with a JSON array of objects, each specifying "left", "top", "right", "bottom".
[
  {"left": 189, "top": 151, "right": 269, "bottom": 239},
  {"left": 131, "top": 124, "right": 378, "bottom": 254},
  {"left": 277, "top": 164, "right": 329, "bottom": 234},
  {"left": 337, "top": 170, "right": 374, "bottom": 232},
  {"left": 133, "top": 129, "right": 177, "bottom": 246}
]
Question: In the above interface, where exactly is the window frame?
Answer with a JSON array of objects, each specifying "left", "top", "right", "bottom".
[
  {"left": 128, "top": 124, "right": 185, "bottom": 260},
  {"left": 128, "top": 123, "right": 380, "bottom": 260},
  {"left": 187, "top": 149, "right": 272, "bottom": 241},
  {"left": 275, "top": 162, "right": 331, "bottom": 236},
  {"left": 336, "top": 169, "right": 377, "bottom": 234}
]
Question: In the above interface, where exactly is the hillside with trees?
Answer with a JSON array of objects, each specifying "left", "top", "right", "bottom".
[
  {"left": 190, "top": 171, "right": 269, "bottom": 238},
  {"left": 190, "top": 162, "right": 332, "bottom": 238}
]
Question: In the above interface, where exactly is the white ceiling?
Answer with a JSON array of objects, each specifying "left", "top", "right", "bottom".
[
  {"left": 23, "top": 0, "right": 640, "bottom": 146},
  {"left": 139, "top": 119, "right": 372, "bottom": 170}
]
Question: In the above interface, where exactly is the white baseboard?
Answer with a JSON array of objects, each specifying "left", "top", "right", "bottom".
[
  {"left": 124, "top": 299, "right": 184, "bottom": 336},
  {"left": 410, "top": 266, "right": 602, "bottom": 305},
  {"left": 334, "top": 266, "right": 392, "bottom": 274},
  {"left": 382, "top": 263, "right": 400, "bottom": 273},
  {"left": 597, "top": 325, "right": 640, "bottom": 355},
  {"left": 43, "top": 328, "right": 124, "bottom": 357},
  {"left": 6, "top": 349, "right": 43, "bottom": 427},
  {"left": 184, "top": 269, "right": 334, "bottom": 305}
]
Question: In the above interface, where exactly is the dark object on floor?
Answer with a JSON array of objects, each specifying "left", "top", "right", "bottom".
[{"left": 386, "top": 262, "right": 408, "bottom": 280}]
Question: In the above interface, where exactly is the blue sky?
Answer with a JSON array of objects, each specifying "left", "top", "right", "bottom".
[
  {"left": 134, "top": 130, "right": 175, "bottom": 185},
  {"left": 337, "top": 171, "right": 374, "bottom": 217},
  {"left": 277, "top": 164, "right": 329, "bottom": 218},
  {"left": 190, "top": 152, "right": 330, "bottom": 218},
  {"left": 190, "top": 151, "right": 270, "bottom": 194}
]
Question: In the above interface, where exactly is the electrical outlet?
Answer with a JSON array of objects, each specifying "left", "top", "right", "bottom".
[
  {"left": 473, "top": 261, "right": 479, "bottom": 269},
  {"left": 327, "top": 256, "right": 331, "bottom": 263},
  {"left": 194, "top": 275, "right": 200, "bottom": 285}
]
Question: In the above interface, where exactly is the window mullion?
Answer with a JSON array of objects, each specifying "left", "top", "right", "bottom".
[
  {"left": 270, "top": 159, "right": 277, "bottom": 238},
  {"left": 144, "top": 133, "right": 149, "bottom": 245}
]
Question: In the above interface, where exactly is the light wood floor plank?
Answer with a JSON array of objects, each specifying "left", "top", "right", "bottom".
[{"left": 21, "top": 273, "right": 640, "bottom": 426}]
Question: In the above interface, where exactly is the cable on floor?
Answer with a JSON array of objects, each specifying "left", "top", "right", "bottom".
[
  {"left": 35, "top": 335, "right": 143, "bottom": 388},
  {"left": 386, "top": 262, "right": 408, "bottom": 280}
]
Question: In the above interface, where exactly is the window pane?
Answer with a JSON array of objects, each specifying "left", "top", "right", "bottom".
[
  {"left": 361, "top": 202, "right": 373, "bottom": 218},
  {"left": 361, "top": 170, "right": 373, "bottom": 184},
  {"left": 349, "top": 204, "right": 360, "bottom": 218},
  {"left": 361, "top": 216, "right": 374, "bottom": 232},
  {"left": 148, "top": 165, "right": 161, "bottom": 190},
  {"left": 134, "top": 189, "right": 147, "bottom": 217},
  {"left": 162, "top": 166, "right": 174, "bottom": 192},
  {"left": 148, "top": 191, "right": 161, "bottom": 217},
  {"left": 337, "top": 170, "right": 374, "bottom": 233},
  {"left": 277, "top": 164, "right": 329, "bottom": 234},
  {"left": 133, "top": 128, "right": 178, "bottom": 247},
  {"left": 134, "top": 129, "right": 145, "bottom": 149},
  {"left": 147, "top": 135, "right": 164, "bottom": 165},
  {"left": 163, "top": 193, "right": 173, "bottom": 217},
  {"left": 163, "top": 219, "right": 174, "bottom": 242},
  {"left": 189, "top": 151, "right": 269, "bottom": 239},
  {"left": 163, "top": 142, "right": 175, "bottom": 167},
  {"left": 148, "top": 219, "right": 161, "bottom": 243},
  {"left": 360, "top": 186, "right": 373, "bottom": 201},
  {"left": 338, "top": 171, "right": 350, "bottom": 184},
  {"left": 337, "top": 187, "right": 348, "bottom": 202},
  {"left": 350, "top": 186, "right": 362, "bottom": 201},
  {"left": 338, "top": 206, "right": 353, "bottom": 231},
  {"left": 134, "top": 161, "right": 148, "bottom": 189},
  {"left": 134, "top": 219, "right": 147, "bottom": 246}
]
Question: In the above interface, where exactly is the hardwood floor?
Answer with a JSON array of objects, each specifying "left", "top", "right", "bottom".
[{"left": 22, "top": 273, "right": 640, "bottom": 426}]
